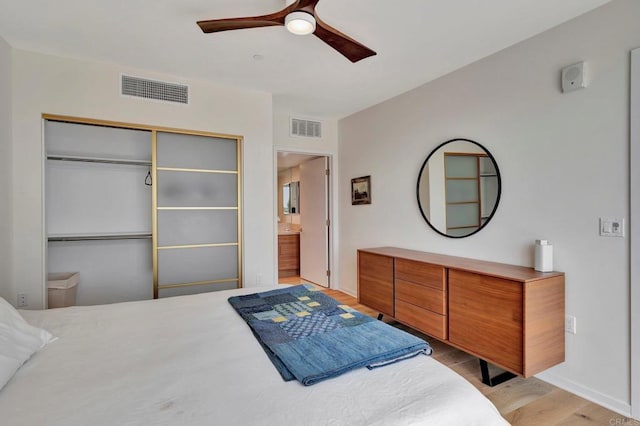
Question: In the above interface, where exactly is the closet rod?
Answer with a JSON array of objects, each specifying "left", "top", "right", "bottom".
[
  {"left": 48, "top": 232, "right": 153, "bottom": 242},
  {"left": 47, "top": 154, "right": 152, "bottom": 166}
]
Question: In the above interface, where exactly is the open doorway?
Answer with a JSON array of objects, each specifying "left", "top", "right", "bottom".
[{"left": 276, "top": 151, "right": 331, "bottom": 288}]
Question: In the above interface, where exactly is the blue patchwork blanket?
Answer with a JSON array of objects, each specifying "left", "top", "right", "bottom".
[{"left": 228, "top": 285, "right": 432, "bottom": 386}]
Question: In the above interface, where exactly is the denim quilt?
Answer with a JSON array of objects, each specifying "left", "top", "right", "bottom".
[{"left": 228, "top": 284, "right": 431, "bottom": 386}]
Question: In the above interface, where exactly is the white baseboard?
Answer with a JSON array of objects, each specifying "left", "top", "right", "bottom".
[
  {"left": 337, "top": 286, "right": 357, "bottom": 298},
  {"left": 536, "top": 371, "right": 633, "bottom": 419}
]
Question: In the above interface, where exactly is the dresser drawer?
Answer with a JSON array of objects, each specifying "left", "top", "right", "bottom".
[
  {"left": 358, "top": 251, "right": 393, "bottom": 281},
  {"left": 395, "top": 279, "right": 446, "bottom": 315},
  {"left": 359, "top": 276, "right": 394, "bottom": 317},
  {"left": 358, "top": 251, "right": 394, "bottom": 317},
  {"left": 396, "top": 299, "right": 447, "bottom": 339},
  {"left": 395, "top": 259, "right": 445, "bottom": 290}
]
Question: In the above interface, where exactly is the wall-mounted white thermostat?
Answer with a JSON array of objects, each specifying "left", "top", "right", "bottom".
[{"left": 562, "top": 62, "right": 587, "bottom": 93}]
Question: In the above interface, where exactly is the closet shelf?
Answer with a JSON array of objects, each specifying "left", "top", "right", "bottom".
[
  {"left": 48, "top": 232, "right": 152, "bottom": 242},
  {"left": 47, "top": 154, "right": 152, "bottom": 166}
]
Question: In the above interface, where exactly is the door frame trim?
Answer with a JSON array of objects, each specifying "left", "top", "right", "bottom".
[
  {"left": 273, "top": 147, "right": 335, "bottom": 289},
  {"left": 630, "top": 47, "right": 639, "bottom": 420}
]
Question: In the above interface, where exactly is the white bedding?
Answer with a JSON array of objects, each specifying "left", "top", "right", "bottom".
[{"left": 1, "top": 287, "right": 508, "bottom": 426}]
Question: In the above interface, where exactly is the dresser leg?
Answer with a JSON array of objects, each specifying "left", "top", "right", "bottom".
[
  {"left": 479, "top": 360, "right": 516, "bottom": 387},
  {"left": 377, "top": 313, "right": 383, "bottom": 321}
]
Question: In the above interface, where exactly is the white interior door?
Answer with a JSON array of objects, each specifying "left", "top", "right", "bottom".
[{"left": 299, "top": 157, "right": 329, "bottom": 287}]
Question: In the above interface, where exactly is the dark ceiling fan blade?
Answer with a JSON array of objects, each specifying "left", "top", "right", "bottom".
[
  {"left": 197, "top": 0, "right": 305, "bottom": 34},
  {"left": 197, "top": 18, "right": 282, "bottom": 33},
  {"left": 312, "top": 15, "right": 376, "bottom": 63}
]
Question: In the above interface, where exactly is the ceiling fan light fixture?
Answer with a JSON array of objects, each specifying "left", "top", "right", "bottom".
[{"left": 285, "top": 11, "right": 316, "bottom": 35}]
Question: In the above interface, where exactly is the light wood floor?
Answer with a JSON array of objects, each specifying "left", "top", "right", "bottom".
[{"left": 279, "top": 277, "right": 633, "bottom": 425}]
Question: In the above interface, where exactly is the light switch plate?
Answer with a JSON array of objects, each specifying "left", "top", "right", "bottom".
[{"left": 600, "top": 218, "right": 624, "bottom": 237}]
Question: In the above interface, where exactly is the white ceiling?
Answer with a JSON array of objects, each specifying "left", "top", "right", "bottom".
[{"left": 0, "top": 0, "right": 612, "bottom": 119}]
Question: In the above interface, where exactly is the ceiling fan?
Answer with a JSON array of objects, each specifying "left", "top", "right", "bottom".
[{"left": 197, "top": 0, "right": 376, "bottom": 63}]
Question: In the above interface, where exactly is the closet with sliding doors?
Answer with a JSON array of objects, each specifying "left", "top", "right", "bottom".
[{"left": 44, "top": 115, "right": 242, "bottom": 306}]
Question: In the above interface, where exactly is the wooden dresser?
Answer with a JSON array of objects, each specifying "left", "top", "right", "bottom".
[
  {"left": 278, "top": 234, "right": 300, "bottom": 278},
  {"left": 358, "top": 247, "right": 565, "bottom": 378}
]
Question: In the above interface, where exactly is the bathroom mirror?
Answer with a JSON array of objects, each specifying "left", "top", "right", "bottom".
[
  {"left": 416, "top": 138, "right": 501, "bottom": 238},
  {"left": 283, "top": 181, "right": 300, "bottom": 214}
]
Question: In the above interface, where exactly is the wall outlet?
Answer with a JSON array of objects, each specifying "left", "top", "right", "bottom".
[
  {"left": 565, "top": 315, "right": 577, "bottom": 334},
  {"left": 17, "top": 293, "right": 28, "bottom": 307}
]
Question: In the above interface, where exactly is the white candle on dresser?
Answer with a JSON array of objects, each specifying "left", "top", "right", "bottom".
[{"left": 534, "top": 240, "right": 554, "bottom": 272}]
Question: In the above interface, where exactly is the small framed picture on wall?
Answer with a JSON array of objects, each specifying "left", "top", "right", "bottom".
[{"left": 351, "top": 176, "right": 371, "bottom": 205}]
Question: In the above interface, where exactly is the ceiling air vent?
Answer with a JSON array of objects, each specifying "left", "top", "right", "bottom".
[
  {"left": 121, "top": 75, "right": 189, "bottom": 104},
  {"left": 290, "top": 117, "right": 322, "bottom": 138}
]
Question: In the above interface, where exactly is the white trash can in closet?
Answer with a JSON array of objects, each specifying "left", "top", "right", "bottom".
[{"left": 47, "top": 272, "right": 79, "bottom": 308}]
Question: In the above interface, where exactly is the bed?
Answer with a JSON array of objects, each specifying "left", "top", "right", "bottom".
[{"left": 1, "top": 286, "right": 509, "bottom": 425}]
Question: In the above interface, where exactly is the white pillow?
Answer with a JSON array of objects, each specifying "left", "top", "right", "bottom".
[{"left": 0, "top": 297, "right": 56, "bottom": 390}]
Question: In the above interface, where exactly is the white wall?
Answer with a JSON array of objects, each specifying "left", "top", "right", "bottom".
[
  {"left": 0, "top": 36, "right": 12, "bottom": 302},
  {"left": 339, "top": 0, "right": 638, "bottom": 415},
  {"left": 10, "top": 49, "right": 274, "bottom": 309},
  {"left": 273, "top": 112, "right": 341, "bottom": 288}
]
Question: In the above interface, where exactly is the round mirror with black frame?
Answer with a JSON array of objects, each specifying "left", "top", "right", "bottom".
[{"left": 416, "top": 138, "right": 501, "bottom": 238}]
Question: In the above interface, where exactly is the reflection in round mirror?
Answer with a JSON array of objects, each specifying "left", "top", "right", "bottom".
[{"left": 416, "top": 138, "right": 501, "bottom": 238}]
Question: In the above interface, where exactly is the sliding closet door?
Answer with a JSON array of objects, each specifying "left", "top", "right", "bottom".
[{"left": 154, "top": 131, "right": 242, "bottom": 298}]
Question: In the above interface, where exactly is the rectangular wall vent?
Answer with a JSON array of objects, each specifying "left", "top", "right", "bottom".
[
  {"left": 121, "top": 75, "right": 189, "bottom": 104},
  {"left": 290, "top": 117, "right": 322, "bottom": 138}
]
